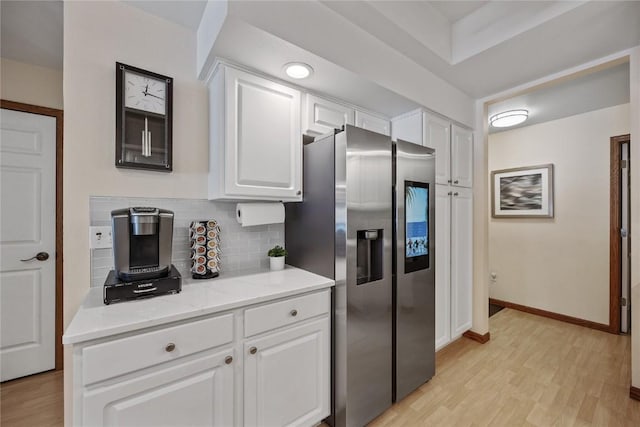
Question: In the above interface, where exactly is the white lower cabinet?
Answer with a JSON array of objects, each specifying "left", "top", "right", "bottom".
[
  {"left": 72, "top": 289, "right": 331, "bottom": 427},
  {"left": 435, "top": 185, "right": 473, "bottom": 350},
  {"left": 244, "top": 318, "right": 330, "bottom": 427},
  {"left": 83, "top": 349, "right": 235, "bottom": 427}
]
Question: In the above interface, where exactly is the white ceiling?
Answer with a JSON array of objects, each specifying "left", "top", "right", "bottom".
[
  {"left": 0, "top": 0, "right": 63, "bottom": 69},
  {"left": 488, "top": 61, "right": 630, "bottom": 133},
  {"left": 2, "top": 0, "right": 636, "bottom": 127}
]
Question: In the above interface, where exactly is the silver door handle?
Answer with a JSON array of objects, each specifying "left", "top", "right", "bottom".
[
  {"left": 133, "top": 287, "right": 157, "bottom": 294},
  {"left": 20, "top": 252, "right": 50, "bottom": 262}
]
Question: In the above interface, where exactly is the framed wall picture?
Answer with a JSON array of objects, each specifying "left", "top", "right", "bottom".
[
  {"left": 491, "top": 164, "right": 554, "bottom": 218},
  {"left": 115, "top": 62, "right": 173, "bottom": 172}
]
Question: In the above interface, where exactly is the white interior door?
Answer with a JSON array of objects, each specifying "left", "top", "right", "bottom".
[{"left": 0, "top": 108, "right": 56, "bottom": 381}]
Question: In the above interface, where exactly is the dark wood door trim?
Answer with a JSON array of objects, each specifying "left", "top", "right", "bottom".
[
  {"left": 610, "top": 134, "right": 630, "bottom": 335},
  {"left": 1, "top": 100, "right": 64, "bottom": 370}
]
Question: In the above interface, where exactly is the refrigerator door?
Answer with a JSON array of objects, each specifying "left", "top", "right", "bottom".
[
  {"left": 338, "top": 126, "right": 393, "bottom": 427},
  {"left": 394, "top": 140, "right": 436, "bottom": 402}
]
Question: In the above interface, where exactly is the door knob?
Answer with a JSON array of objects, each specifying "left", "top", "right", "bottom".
[
  {"left": 225, "top": 356, "right": 233, "bottom": 364},
  {"left": 20, "top": 252, "right": 49, "bottom": 262}
]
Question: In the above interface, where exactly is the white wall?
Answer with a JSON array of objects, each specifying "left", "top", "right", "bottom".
[
  {"left": 488, "top": 104, "right": 630, "bottom": 325},
  {"left": 63, "top": 3, "right": 208, "bottom": 423},
  {"left": 63, "top": 1, "right": 208, "bottom": 328},
  {"left": 1, "top": 58, "right": 63, "bottom": 109}
]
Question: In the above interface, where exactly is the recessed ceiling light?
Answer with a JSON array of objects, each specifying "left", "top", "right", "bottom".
[
  {"left": 489, "top": 109, "right": 529, "bottom": 128},
  {"left": 284, "top": 62, "right": 313, "bottom": 79}
]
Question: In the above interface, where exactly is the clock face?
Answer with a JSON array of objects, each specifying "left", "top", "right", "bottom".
[{"left": 124, "top": 71, "right": 166, "bottom": 115}]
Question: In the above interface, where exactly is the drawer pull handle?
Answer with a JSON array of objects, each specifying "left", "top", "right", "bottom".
[
  {"left": 165, "top": 343, "right": 176, "bottom": 352},
  {"left": 225, "top": 356, "right": 233, "bottom": 365},
  {"left": 249, "top": 346, "right": 257, "bottom": 355},
  {"left": 290, "top": 309, "right": 298, "bottom": 317}
]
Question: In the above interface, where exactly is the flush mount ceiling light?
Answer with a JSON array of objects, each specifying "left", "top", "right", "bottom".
[
  {"left": 489, "top": 109, "right": 529, "bottom": 128},
  {"left": 284, "top": 62, "right": 313, "bottom": 79}
]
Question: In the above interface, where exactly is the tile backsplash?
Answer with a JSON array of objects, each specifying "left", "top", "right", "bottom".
[{"left": 89, "top": 196, "right": 284, "bottom": 287}]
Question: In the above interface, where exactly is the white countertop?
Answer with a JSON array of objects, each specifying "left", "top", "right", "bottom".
[{"left": 63, "top": 266, "right": 334, "bottom": 345}]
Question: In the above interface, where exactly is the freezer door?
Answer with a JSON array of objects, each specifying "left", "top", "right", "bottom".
[
  {"left": 394, "top": 140, "right": 436, "bottom": 402},
  {"left": 336, "top": 125, "right": 393, "bottom": 427}
]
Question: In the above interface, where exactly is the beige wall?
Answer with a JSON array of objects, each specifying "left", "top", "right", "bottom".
[
  {"left": 488, "top": 104, "right": 630, "bottom": 325},
  {"left": 1, "top": 58, "right": 63, "bottom": 109},
  {"left": 630, "top": 47, "right": 639, "bottom": 389},
  {"left": 63, "top": 2, "right": 208, "bottom": 423}
]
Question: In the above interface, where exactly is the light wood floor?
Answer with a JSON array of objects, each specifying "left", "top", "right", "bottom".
[
  {"left": 1, "top": 309, "right": 637, "bottom": 426},
  {"left": 1, "top": 369, "right": 63, "bottom": 427},
  {"left": 371, "top": 308, "right": 639, "bottom": 426}
]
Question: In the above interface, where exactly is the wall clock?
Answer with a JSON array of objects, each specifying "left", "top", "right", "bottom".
[{"left": 116, "top": 62, "right": 173, "bottom": 171}]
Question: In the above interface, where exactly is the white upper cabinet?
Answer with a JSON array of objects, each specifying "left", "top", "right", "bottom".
[
  {"left": 355, "top": 110, "right": 390, "bottom": 136},
  {"left": 304, "top": 94, "right": 354, "bottom": 135},
  {"left": 451, "top": 125, "right": 473, "bottom": 188},
  {"left": 423, "top": 112, "right": 451, "bottom": 186},
  {"left": 208, "top": 64, "right": 302, "bottom": 201},
  {"left": 391, "top": 108, "right": 422, "bottom": 145}
]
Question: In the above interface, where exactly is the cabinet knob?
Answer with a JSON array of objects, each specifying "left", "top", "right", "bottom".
[
  {"left": 249, "top": 346, "right": 257, "bottom": 355},
  {"left": 225, "top": 356, "right": 233, "bottom": 365},
  {"left": 453, "top": 192, "right": 459, "bottom": 196},
  {"left": 454, "top": 180, "right": 459, "bottom": 184},
  {"left": 296, "top": 190, "right": 302, "bottom": 196},
  {"left": 290, "top": 309, "right": 298, "bottom": 317},
  {"left": 165, "top": 343, "right": 176, "bottom": 352},
  {"left": 447, "top": 179, "right": 452, "bottom": 183},
  {"left": 447, "top": 191, "right": 452, "bottom": 196}
]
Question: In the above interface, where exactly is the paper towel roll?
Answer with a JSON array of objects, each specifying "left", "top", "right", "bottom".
[{"left": 236, "top": 203, "right": 285, "bottom": 227}]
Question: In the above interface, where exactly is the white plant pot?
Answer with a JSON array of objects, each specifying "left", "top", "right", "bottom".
[{"left": 269, "top": 256, "right": 285, "bottom": 271}]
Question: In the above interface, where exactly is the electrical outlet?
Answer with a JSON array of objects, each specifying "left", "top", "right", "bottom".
[{"left": 89, "top": 226, "right": 113, "bottom": 249}]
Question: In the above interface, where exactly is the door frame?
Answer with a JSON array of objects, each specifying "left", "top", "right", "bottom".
[
  {"left": 610, "top": 134, "right": 630, "bottom": 334},
  {"left": 1, "top": 100, "right": 64, "bottom": 370}
]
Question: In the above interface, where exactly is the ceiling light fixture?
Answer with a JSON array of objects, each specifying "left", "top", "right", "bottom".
[
  {"left": 489, "top": 109, "right": 529, "bottom": 128},
  {"left": 284, "top": 62, "right": 313, "bottom": 79}
]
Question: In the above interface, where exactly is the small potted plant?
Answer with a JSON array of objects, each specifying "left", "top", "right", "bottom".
[{"left": 267, "top": 245, "right": 288, "bottom": 271}]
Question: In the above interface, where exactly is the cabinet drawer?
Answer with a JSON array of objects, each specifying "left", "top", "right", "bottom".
[
  {"left": 244, "top": 290, "right": 330, "bottom": 337},
  {"left": 82, "top": 314, "right": 234, "bottom": 385}
]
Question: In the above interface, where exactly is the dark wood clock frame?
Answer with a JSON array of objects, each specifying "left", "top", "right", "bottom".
[{"left": 115, "top": 62, "right": 173, "bottom": 172}]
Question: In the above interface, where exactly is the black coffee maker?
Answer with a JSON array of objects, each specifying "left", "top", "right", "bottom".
[{"left": 104, "top": 207, "right": 181, "bottom": 304}]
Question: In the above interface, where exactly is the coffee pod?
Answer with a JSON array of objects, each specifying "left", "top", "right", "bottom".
[
  {"left": 196, "top": 235, "right": 206, "bottom": 244},
  {"left": 196, "top": 245, "right": 206, "bottom": 255},
  {"left": 207, "top": 259, "right": 217, "bottom": 269},
  {"left": 194, "top": 255, "right": 206, "bottom": 265},
  {"left": 195, "top": 225, "right": 206, "bottom": 235},
  {"left": 207, "top": 240, "right": 217, "bottom": 249},
  {"left": 195, "top": 264, "right": 206, "bottom": 274},
  {"left": 206, "top": 220, "right": 217, "bottom": 229},
  {"left": 207, "top": 230, "right": 217, "bottom": 239},
  {"left": 207, "top": 249, "right": 217, "bottom": 259}
]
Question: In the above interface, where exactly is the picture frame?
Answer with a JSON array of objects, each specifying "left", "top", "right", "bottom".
[{"left": 491, "top": 164, "right": 554, "bottom": 218}]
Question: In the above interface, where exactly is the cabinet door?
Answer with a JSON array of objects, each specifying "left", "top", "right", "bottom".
[
  {"left": 451, "top": 125, "right": 473, "bottom": 188},
  {"left": 423, "top": 113, "right": 451, "bottom": 185},
  {"left": 304, "top": 94, "right": 354, "bottom": 135},
  {"left": 244, "top": 317, "right": 330, "bottom": 427},
  {"left": 225, "top": 67, "right": 302, "bottom": 200},
  {"left": 83, "top": 349, "right": 235, "bottom": 427},
  {"left": 451, "top": 187, "right": 473, "bottom": 338},
  {"left": 435, "top": 185, "right": 451, "bottom": 350},
  {"left": 391, "top": 108, "right": 422, "bottom": 145},
  {"left": 355, "top": 110, "right": 390, "bottom": 136}
]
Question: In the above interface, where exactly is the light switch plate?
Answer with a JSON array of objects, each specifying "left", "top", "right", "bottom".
[{"left": 89, "top": 226, "right": 113, "bottom": 249}]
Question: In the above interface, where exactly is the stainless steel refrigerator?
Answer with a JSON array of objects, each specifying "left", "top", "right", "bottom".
[{"left": 285, "top": 125, "right": 435, "bottom": 427}]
